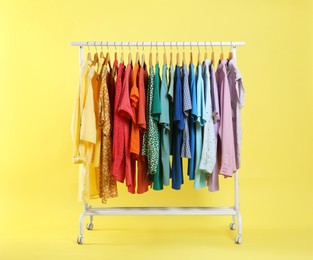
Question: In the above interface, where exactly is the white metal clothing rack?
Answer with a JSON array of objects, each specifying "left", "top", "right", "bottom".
[{"left": 71, "top": 41, "right": 245, "bottom": 245}]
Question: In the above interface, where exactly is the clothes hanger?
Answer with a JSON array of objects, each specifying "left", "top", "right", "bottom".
[
  {"left": 128, "top": 42, "right": 132, "bottom": 65},
  {"left": 163, "top": 42, "right": 167, "bottom": 65},
  {"left": 204, "top": 41, "right": 208, "bottom": 60},
  {"left": 182, "top": 42, "right": 186, "bottom": 65},
  {"left": 136, "top": 42, "right": 140, "bottom": 65},
  {"left": 170, "top": 42, "right": 173, "bottom": 66},
  {"left": 176, "top": 42, "right": 180, "bottom": 66},
  {"left": 228, "top": 41, "right": 233, "bottom": 60},
  {"left": 197, "top": 42, "right": 201, "bottom": 65},
  {"left": 121, "top": 44, "right": 124, "bottom": 64},
  {"left": 156, "top": 43, "right": 159, "bottom": 65},
  {"left": 149, "top": 42, "right": 152, "bottom": 67},
  {"left": 190, "top": 42, "right": 193, "bottom": 64},
  {"left": 100, "top": 42, "right": 104, "bottom": 58},
  {"left": 141, "top": 42, "right": 145, "bottom": 65},
  {"left": 104, "top": 42, "right": 110, "bottom": 66},
  {"left": 92, "top": 43, "right": 99, "bottom": 66},
  {"left": 219, "top": 42, "right": 224, "bottom": 62},
  {"left": 87, "top": 42, "right": 92, "bottom": 61},
  {"left": 210, "top": 42, "right": 215, "bottom": 66},
  {"left": 114, "top": 42, "right": 118, "bottom": 61}
]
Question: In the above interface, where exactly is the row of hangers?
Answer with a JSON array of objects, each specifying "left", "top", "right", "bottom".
[{"left": 86, "top": 43, "right": 233, "bottom": 69}]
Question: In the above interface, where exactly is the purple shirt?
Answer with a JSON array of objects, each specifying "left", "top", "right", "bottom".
[
  {"left": 208, "top": 64, "right": 220, "bottom": 191},
  {"left": 216, "top": 60, "right": 236, "bottom": 177},
  {"left": 227, "top": 58, "right": 245, "bottom": 170}
]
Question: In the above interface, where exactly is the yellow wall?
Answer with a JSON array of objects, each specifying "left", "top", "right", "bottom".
[{"left": 0, "top": 0, "right": 312, "bottom": 259}]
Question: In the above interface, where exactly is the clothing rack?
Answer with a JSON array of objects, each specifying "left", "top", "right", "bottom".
[{"left": 71, "top": 41, "right": 245, "bottom": 245}]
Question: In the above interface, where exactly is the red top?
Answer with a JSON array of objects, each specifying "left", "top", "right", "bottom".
[
  {"left": 111, "top": 63, "right": 126, "bottom": 182},
  {"left": 117, "top": 63, "right": 134, "bottom": 193}
]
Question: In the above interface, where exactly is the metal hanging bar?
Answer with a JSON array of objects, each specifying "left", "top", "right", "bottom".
[{"left": 71, "top": 41, "right": 245, "bottom": 47}]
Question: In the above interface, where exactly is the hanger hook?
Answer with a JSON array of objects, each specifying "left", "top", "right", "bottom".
[
  {"left": 114, "top": 42, "right": 117, "bottom": 51},
  {"left": 197, "top": 42, "right": 200, "bottom": 53},
  {"left": 230, "top": 41, "right": 233, "bottom": 52},
  {"left": 87, "top": 41, "right": 90, "bottom": 51},
  {"left": 136, "top": 42, "right": 138, "bottom": 50},
  {"left": 210, "top": 41, "right": 214, "bottom": 52},
  {"left": 106, "top": 42, "right": 109, "bottom": 51},
  {"left": 164, "top": 41, "right": 166, "bottom": 53},
  {"left": 121, "top": 42, "right": 123, "bottom": 51},
  {"left": 101, "top": 41, "right": 103, "bottom": 51},
  {"left": 128, "top": 42, "right": 131, "bottom": 51},
  {"left": 190, "top": 42, "right": 192, "bottom": 51},
  {"left": 156, "top": 42, "right": 158, "bottom": 52},
  {"left": 94, "top": 41, "right": 97, "bottom": 51},
  {"left": 220, "top": 42, "right": 223, "bottom": 53},
  {"left": 142, "top": 42, "right": 144, "bottom": 51},
  {"left": 176, "top": 42, "right": 178, "bottom": 51},
  {"left": 183, "top": 42, "right": 185, "bottom": 51},
  {"left": 205, "top": 41, "right": 207, "bottom": 52}
]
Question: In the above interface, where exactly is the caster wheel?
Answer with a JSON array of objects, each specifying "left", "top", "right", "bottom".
[
  {"left": 77, "top": 235, "right": 84, "bottom": 245},
  {"left": 229, "top": 223, "right": 236, "bottom": 230},
  {"left": 86, "top": 223, "right": 94, "bottom": 230},
  {"left": 235, "top": 235, "right": 242, "bottom": 244}
]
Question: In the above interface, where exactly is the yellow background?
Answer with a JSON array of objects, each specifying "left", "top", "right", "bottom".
[{"left": 0, "top": 0, "right": 312, "bottom": 259}]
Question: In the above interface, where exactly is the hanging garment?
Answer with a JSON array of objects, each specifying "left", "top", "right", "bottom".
[
  {"left": 142, "top": 66, "right": 159, "bottom": 177},
  {"left": 188, "top": 63, "right": 197, "bottom": 180},
  {"left": 208, "top": 63, "right": 220, "bottom": 192},
  {"left": 168, "top": 64, "right": 175, "bottom": 156},
  {"left": 71, "top": 60, "right": 97, "bottom": 202},
  {"left": 181, "top": 64, "right": 192, "bottom": 158},
  {"left": 117, "top": 63, "right": 134, "bottom": 192},
  {"left": 216, "top": 60, "right": 236, "bottom": 177},
  {"left": 151, "top": 64, "right": 163, "bottom": 190},
  {"left": 111, "top": 63, "right": 126, "bottom": 183},
  {"left": 227, "top": 58, "right": 245, "bottom": 170},
  {"left": 137, "top": 62, "right": 150, "bottom": 194},
  {"left": 92, "top": 57, "right": 104, "bottom": 169},
  {"left": 194, "top": 64, "right": 207, "bottom": 190},
  {"left": 107, "top": 59, "right": 118, "bottom": 124},
  {"left": 159, "top": 64, "right": 171, "bottom": 186},
  {"left": 98, "top": 63, "right": 118, "bottom": 203},
  {"left": 199, "top": 59, "right": 216, "bottom": 174},
  {"left": 130, "top": 62, "right": 140, "bottom": 156},
  {"left": 89, "top": 57, "right": 105, "bottom": 198},
  {"left": 172, "top": 65, "right": 184, "bottom": 190},
  {"left": 128, "top": 61, "right": 140, "bottom": 194}
]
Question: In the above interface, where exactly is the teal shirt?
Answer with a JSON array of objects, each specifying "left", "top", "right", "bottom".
[
  {"left": 151, "top": 64, "right": 163, "bottom": 190},
  {"left": 194, "top": 64, "right": 207, "bottom": 189},
  {"left": 159, "top": 64, "right": 171, "bottom": 186}
]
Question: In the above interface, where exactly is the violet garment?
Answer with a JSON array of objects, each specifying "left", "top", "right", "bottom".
[
  {"left": 208, "top": 63, "right": 220, "bottom": 192},
  {"left": 216, "top": 60, "right": 236, "bottom": 177},
  {"left": 227, "top": 58, "right": 245, "bottom": 170}
]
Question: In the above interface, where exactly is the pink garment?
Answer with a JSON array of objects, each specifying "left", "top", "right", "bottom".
[
  {"left": 208, "top": 64, "right": 220, "bottom": 191},
  {"left": 111, "top": 63, "right": 126, "bottom": 182},
  {"left": 216, "top": 60, "right": 236, "bottom": 177}
]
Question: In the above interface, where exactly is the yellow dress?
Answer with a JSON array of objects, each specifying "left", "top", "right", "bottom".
[{"left": 71, "top": 60, "right": 97, "bottom": 202}]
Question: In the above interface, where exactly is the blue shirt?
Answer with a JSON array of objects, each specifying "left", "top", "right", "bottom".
[
  {"left": 159, "top": 64, "right": 171, "bottom": 186},
  {"left": 172, "top": 65, "right": 184, "bottom": 190},
  {"left": 188, "top": 64, "right": 197, "bottom": 180}
]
